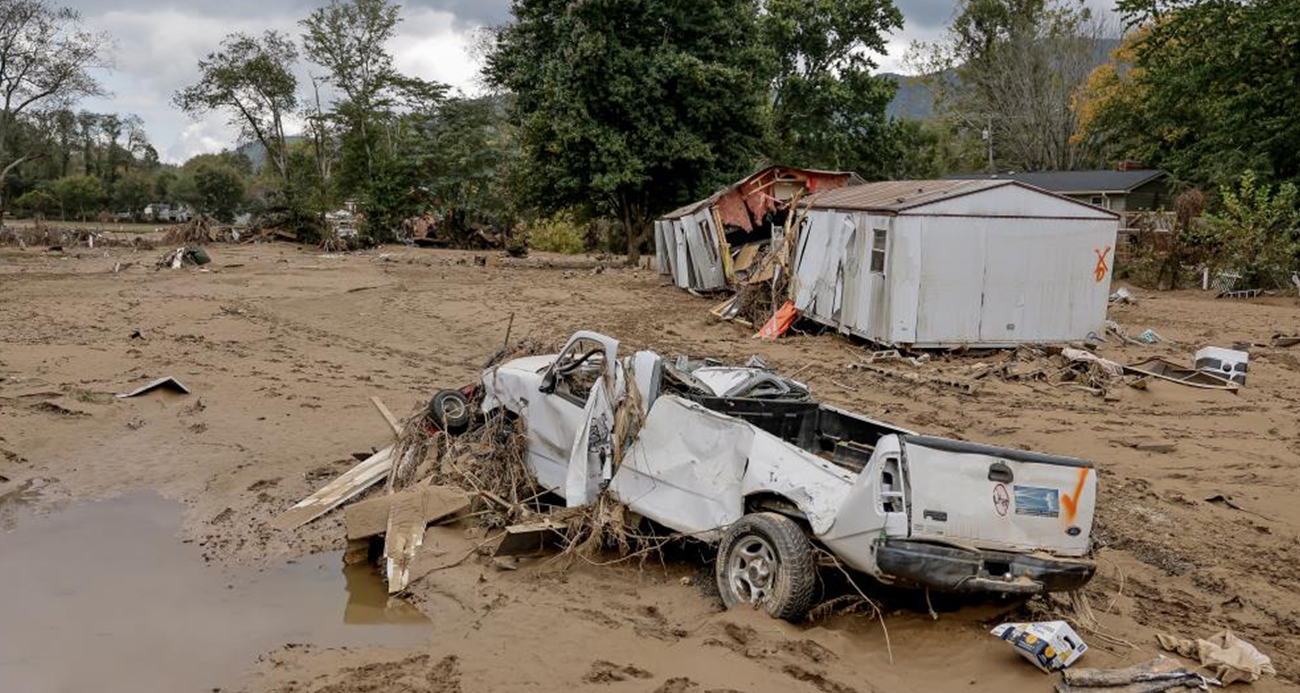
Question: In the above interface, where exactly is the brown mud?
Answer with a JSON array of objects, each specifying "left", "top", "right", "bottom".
[{"left": 1, "top": 243, "right": 1296, "bottom": 692}]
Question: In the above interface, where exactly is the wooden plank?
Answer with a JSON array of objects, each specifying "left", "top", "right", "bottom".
[
  {"left": 269, "top": 445, "right": 394, "bottom": 530},
  {"left": 382, "top": 485, "right": 473, "bottom": 593},
  {"left": 370, "top": 396, "right": 403, "bottom": 437},
  {"left": 345, "top": 485, "right": 470, "bottom": 541}
]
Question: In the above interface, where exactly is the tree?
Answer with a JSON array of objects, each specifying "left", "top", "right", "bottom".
[
  {"left": 761, "top": 0, "right": 903, "bottom": 177},
  {"left": 418, "top": 95, "right": 518, "bottom": 235},
  {"left": 1207, "top": 171, "right": 1299, "bottom": 287},
  {"left": 174, "top": 31, "right": 298, "bottom": 180},
  {"left": 300, "top": 0, "right": 401, "bottom": 181},
  {"left": 48, "top": 173, "right": 102, "bottom": 219},
  {"left": 0, "top": 0, "right": 109, "bottom": 217},
  {"left": 911, "top": 0, "right": 1110, "bottom": 172},
  {"left": 190, "top": 164, "right": 246, "bottom": 221},
  {"left": 1077, "top": 0, "right": 1299, "bottom": 189},
  {"left": 486, "top": 0, "right": 770, "bottom": 263},
  {"left": 111, "top": 170, "right": 151, "bottom": 216}
]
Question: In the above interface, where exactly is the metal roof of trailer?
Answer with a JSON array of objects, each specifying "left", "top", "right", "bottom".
[
  {"left": 804, "top": 178, "right": 1007, "bottom": 212},
  {"left": 803, "top": 178, "right": 1119, "bottom": 217}
]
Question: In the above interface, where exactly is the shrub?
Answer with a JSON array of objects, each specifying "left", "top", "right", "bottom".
[{"left": 525, "top": 212, "right": 586, "bottom": 254}]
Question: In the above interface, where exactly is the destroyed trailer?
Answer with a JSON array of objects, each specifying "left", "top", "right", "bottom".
[{"left": 450, "top": 331, "right": 1098, "bottom": 621}]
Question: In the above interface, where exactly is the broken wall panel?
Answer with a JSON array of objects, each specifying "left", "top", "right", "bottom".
[{"left": 656, "top": 165, "right": 862, "bottom": 291}]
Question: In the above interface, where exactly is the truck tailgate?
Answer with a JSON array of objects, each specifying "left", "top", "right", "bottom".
[{"left": 902, "top": 436, "right": 1095, "bottom": 557}]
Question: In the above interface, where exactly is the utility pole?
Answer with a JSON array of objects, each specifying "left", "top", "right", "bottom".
[{"left": 983, "top": 114, "right": 995, "bottom": 173}]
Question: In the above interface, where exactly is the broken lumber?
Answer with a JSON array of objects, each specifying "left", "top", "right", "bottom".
[
  {"left": 269, "top": 445, "right": 394, "bottom": 530},
  {"left": 493, "top": 519, "right": 569, "bottom": 558},
  {"left": 345, "top": 484, "right": 470, "bottom": 541},
  {"left": 379, "top": 484, "right": 473, "bottom": 593},
  {"left": 369, "top": 396, "right": 403, "bottom": 437}
]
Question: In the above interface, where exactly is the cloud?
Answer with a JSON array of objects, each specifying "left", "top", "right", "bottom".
[{"left": 389, "top": 8, "right": 484, "bottom": 95}]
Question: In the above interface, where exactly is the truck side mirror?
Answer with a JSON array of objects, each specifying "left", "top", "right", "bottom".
[{"left": 539, "top": 369, "right": 557, "bottom": 394}]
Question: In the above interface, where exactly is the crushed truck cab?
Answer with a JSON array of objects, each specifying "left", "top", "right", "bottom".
[{"left": 478, "top": 331, "right": 1097, "bottom": 620}]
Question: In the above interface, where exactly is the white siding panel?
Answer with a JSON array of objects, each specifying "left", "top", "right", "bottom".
[
  {"left": 914, "top": 218, "right": 985, "bottom": 344},
  {"left": 672, "top": 220, "right": 691, "bottom": 289},
  {"left": 978, "top": 219, "right": 1114, "bottom": 342},
  {"left": 653, "top": 221, "right": 670, "bottom": 275}
]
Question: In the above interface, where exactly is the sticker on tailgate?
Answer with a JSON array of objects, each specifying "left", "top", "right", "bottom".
[{"left": 1013, "top": 486, "right": 1060, "bottom": 517}]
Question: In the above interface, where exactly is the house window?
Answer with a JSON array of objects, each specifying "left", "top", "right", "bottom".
[
  {"left": 870, "top": 228, "right": 887, "bottom": 274},
  {"left": 1090, "top": 196, "right": 1106, "bottom": 207}
]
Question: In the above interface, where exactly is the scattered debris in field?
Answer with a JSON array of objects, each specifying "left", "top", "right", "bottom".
[
  {"left": 116, "top": 376, "right": 191, "bottom": 398},
  {"left": 1135, "top": 328, "right": 1165, "bottom": 345},
  {"left": 990, "top": 621, "right": 1087, "bottom": 673},
  {"left": 1057, "top": 657, "right": 1216, "bottom": 693},
  {"left": 1124, "top": 357, "right": 1238, "bottom": 391},
  {"left": 1194, "top": 346, "right": 1248, "bottom": 386},
  {"left": 1272, "top": 333, "right": 1300, "bottom": 348},
  {"left": 156, "top": 246, "right": 211, "bottom": 269},
  {"left": 1156, "top": 630, "right": 1275, "bottom": 684},
  {"left": 1109, "top": 287, "right": 1134, "bottom": 304}
]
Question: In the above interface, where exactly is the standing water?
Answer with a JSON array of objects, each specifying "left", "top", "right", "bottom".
[{"left": 0, "top": 491, "right": 429, "bottom": 692}]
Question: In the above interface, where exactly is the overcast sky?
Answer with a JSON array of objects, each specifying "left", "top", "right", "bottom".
[{"left": 68, "top": 0, "right": 1113, "bottom": 164}]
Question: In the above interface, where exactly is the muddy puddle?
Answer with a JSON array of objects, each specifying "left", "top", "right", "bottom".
[{"left": 0, "top": 491, "right": 429, "bottom": 693}]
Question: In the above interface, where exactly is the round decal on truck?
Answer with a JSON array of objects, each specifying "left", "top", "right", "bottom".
[{"left": 993, "top": 483, "right": 1010, "bottom": 516}]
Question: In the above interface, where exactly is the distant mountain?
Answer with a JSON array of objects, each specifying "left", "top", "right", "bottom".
[
  {"left": 884, "top": 72, "right": 940, "bottom": 120},
  {"left": 883, "top": 38, "right": 1122, "bottom": 121}
]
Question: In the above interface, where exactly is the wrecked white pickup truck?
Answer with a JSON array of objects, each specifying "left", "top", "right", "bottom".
[{"left": 466, "top": 331, "right": 1097, "bottom": 621}]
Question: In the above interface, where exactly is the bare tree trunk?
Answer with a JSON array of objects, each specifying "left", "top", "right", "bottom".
[{"left": 618, "top": 192, "right": 645, "bottom": 267}]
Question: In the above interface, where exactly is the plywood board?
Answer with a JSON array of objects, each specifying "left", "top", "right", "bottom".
[{"left": 269, "top": 446, "right": 394, "bottom": 530}]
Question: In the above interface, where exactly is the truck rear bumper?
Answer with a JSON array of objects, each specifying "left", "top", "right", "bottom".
[{"left": 876, "top": 540, "right": 1095, "bottom": 594}]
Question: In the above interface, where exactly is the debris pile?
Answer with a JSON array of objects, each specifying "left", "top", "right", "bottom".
[
  {"left": 0, "top": 225, "right": 157, "bottom": 250},
  {"left": 162, "top": 216, "right": 235, "bottom": 245}
]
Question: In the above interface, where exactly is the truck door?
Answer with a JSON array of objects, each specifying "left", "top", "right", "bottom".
[{"left": 532, "top": 332, "right": 619, "bottom": 498}]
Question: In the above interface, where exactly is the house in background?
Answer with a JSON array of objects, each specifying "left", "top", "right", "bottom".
[{"left": 946, "top": 167, "right": 1170, "bottom": 213}]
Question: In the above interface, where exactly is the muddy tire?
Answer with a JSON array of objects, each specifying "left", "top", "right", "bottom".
[
  {"left": 715, "top": 512, "right": 815, "bottom": 622},
  {"left": 429, "top": 389, "right": 472, "bottom": 434}
]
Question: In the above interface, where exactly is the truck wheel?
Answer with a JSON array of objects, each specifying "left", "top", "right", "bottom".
[
  {"left": 715, "top": 512, "right": 815, "bottom": 621},
  {"left": 429, "top": 389, "right": 472, "bottom": 434}
]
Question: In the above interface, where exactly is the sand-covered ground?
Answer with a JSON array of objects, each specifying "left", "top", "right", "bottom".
[{"left": 1, "top": 242, "right": 1296, "bottom": 692}]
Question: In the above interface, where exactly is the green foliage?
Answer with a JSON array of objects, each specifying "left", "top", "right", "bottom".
[
  {"left": 48, "top": 174, "right": 105, "bottom": 219},
  {"left": 190, "top": 165, "right": 247, "bottom": 221},
  {"left": 359, "top": 155, "right": 421, "bottom": 244},
  {"left": 112, "top": 171, "right": 152, "bottom": 215},
  {"left": 174, "top": 31, "right": 299, "bottom": 179},
  {"left": 486, "top": 0, "right": 771, "bottom": 262},
  {"left": 13, "top": 188, "right": 58, "bottom": 217},
  {"left": 1206, "top": 171, "right": 1300, "bottom": 286},
  {"left": 182, "top": 151, "right": 254, "bottom": 177},
  {"left": 418, "top": 96, "right": 518, "bottom": 233},
  {"left": 525, "top": 212, "right": 586, "bottom": 254},
  {"left": 1091, "top": 0, "right": 1300, "bottom": 190},
  {"left": 762, "top": 0, "right": 903, "bottom": 177},
  {"left": 301, "top": 0, "right": 403, "bottom": 187}
]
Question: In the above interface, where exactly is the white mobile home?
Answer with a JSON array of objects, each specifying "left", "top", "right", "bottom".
[{"left": 792, "top": 179, "right": 1120, "bottom": 347}]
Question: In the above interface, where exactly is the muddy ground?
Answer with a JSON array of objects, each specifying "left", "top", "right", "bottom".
[{"left": 1, "top": 242, "right": 1297, "bottom": 692}]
